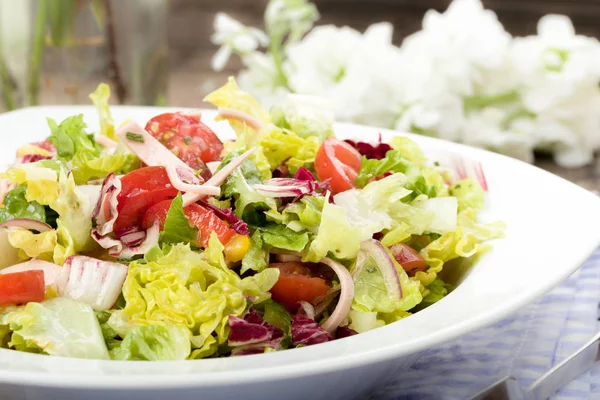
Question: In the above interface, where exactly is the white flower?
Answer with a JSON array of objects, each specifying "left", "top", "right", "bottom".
[
  {"left": 401, "top": 0, "right": 512, "bottom": 97},
  {"left": 211, "top": 13, "right": 269, "bottom": 71},
  {"left": 461, "top": 107, "right": 536, "bottom": 163},
  {"left": 237, "top": 53, "right": 290, "bottom": 109},
  {"left": 265, "top": 0, "right": 319, "bottom": 42},
  {"left": 510, "top": 14, "right": 600, "bottom": 166}
]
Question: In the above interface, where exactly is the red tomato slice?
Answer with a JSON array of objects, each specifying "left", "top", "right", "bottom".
[
  {"left": 315, "top": 137, "right": 362, "bottom": 193},
  {"left": 0, "top": 270, "right": 45, "bottom": 305},
  {"left": 145, "top": 112, "right": 224, "bottom": 169},
  {"left": 142, "top": 200, "right": 236, "bottom": 248},
  {"left": 113, "top": 166, "right": 178, "bottom": 236},
  {"left": 268, "top": 262, "right": 331, "bottom": 311},
  {"left": 389, "top": 243, "right": 428, "bottom": 276}
]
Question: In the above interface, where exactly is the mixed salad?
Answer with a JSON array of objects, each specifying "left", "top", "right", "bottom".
[{"left": 0, "top": 79, "right": 504, "bottom": 360}]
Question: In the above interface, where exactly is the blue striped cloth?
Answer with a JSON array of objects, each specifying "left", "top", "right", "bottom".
[{"left": 370, "top": 249, "right": 600, "bottom": 400}]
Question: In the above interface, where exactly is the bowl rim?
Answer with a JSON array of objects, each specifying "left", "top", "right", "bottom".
[{"left": 0, "top": 105, "right": 599, "bottom": 389}]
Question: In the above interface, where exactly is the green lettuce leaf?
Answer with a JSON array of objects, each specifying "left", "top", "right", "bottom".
[
  {"left": 89, "top": 83, "right": 117, "bottom": 141},
  {"left": 0, "top": 297, "right": 109, "bottom": 359},
  {"left": 388, "top": 136, "right": 427, "bottom": 167},
  {"left": 159, "top": 193, "right": 199, "bottom": 245},
  {"left": 7, "top": 229, "right": 56, "bottom": 261},
  {"left": 0, "top": 185, "right": 46, "bottom": 223},
  {"left": 350, "top": 252, "right": 422, "bottom": 332},
  {"left": 304, "top": 198, "right": 362, "bottom": 262},
  {"left": 260, "top": 224, "right": 309, "bottom": 252},
  {"left": 47, "top": 115, "right": 100, "bottom": 161},
  {"left": 110, "top": 325, "right": 191, "bottom": 361},
  {"left": 72, "top": 153, "right": 139, "bottom": 185},
  {"left": 223, "top": 168, "right": 277, "bottom": 220},
  {"left": 2, "top": 166, "right": 97, "bottom": 264},
  {"left": 270, "top": 94, "right": 334, "bottom": 142},
  {"left": 241, "top": 231, "right": 269, "bottom": 274},
  {"left": 95, "top": 310, "right": 121, "bottom": 351},
  {"left": 417, "top": 209, "right": 505, "bottom": 286},
  {"left": 108, "top": 238, "right": 277, "bottom": 359},
  {"left": 450, "top": 178, "right": 485, "bottom": 212},
  {"left": 259, "top": 126, "right": 320, "bottom": 174}
]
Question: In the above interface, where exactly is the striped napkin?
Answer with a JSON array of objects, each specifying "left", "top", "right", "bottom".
[{"left": 369, "top": 249, "right": 600, "bottom": 400}]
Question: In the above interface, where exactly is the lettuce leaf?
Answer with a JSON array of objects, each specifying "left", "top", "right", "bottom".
[
  {"left": 108, "top": 238, "right": 278, "bottom": 359},
  {"left": 0, "top": 297, "right": 109, "bottom": 359},
  {"left": 388, "top": 136, "right": 427, "bottom": 167},
  {"left": 1, "top": 166, "right": 96, "bottom": 264},
  {"left": 72, "top": 153, "right": 139, "bottom": 185},
  {"left": 350, "top": 254, "right": 422, "bottom": 332},
  {"left": 450, "top": 178, "right": 485, "bottom": 212},
  {"left": 159, "top": 193, "right": 199, "bottom": 245},
  {"left": 110, "top": 325, "right": 191, "bottom": 361},
  {"left": 224, "top": 168, "right": 277, "bottom": 220},
  {"left": 416, "top": 209, "right": 505, "bottom": 286},
  {"left": 0, "top": 185, "right": 46, "bottom": 223},
  {"left": 259, "top": 126, "right": 320, "bottom": 174},
  {"left": 259, "top": 224, "right": 309, "bottom": 252},
  {"left": 270, "top": 94, "right": 335, "bottom": 142},
  {"left": 304, "top": 199, "right": 362, "bottom": 262},
  {"left": 7, "top": 229, "right": 56, "bottom": 261},
  {"left": 89, "top": 83, "right": 117, "bottom": 141},
  {"left": 241, "top": 231, "right": 269, "bottom": 274},
  {"left": 204, "top": 77, "right": 271, "bottom": 143},
  {"left": 47, "top": 115, "right": 100, "bottom": 161}
]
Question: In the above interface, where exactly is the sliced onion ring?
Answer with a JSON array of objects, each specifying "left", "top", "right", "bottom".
[
  {"left": 0, "top": 218, "right": 52, "bottom": 232},
  {"left": 359, "top": 239, "right": 402, "bottom": 301}
]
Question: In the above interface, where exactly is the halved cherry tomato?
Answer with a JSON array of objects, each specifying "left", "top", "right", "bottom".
[
  {"left": 0, "top": 270, "right": 45, "bottom": 305},
  {"left": 315, "top": 137, "right": 362, "bottom": 193},
  {"left": 268, "top": 262, "right": 331, "bottom": 311},
  {"left": 142, "top": 200, "right": 236, "bottom": 248},
  {"left": 145, "top": 112, "right": 224, "bottom": 169},
  {"left": 389, "top": 243, "right": 428, "bottom": 276},
  {"left": 113, "top": 166, "right": 178, "bottom": 236}
]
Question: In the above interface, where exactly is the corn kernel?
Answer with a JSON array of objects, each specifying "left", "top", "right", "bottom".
[{"left": 224, "top": 234, "right": 251, "bottom": 263}]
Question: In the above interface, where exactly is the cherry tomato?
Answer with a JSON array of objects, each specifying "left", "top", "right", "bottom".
[
  {"left": 315, "top": 137, "right": 362, "bottom": 193},
  {"left": 142, "top": 200, "right": 236, "bottom": 248},
  {"left": 113, "top": 166, "right": 178, "bottom": 236},
  {"left": 145, "top": 112, "right": 224, "bottom": 169},
  {"left": 0, "top": 270, "right": 45, "bottom": 305},
  {"left": 268, "top": 262, "right": 331, "bottom": 311},
  {"left": 389, "top": 243, "right": 428, "bottom": 276}
]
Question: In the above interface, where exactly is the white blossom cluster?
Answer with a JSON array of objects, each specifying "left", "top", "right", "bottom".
[{"left": 211, "top": 0, "right": 600, "bottom": 167}]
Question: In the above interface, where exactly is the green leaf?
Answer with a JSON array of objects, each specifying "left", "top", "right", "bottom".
[
  {"left": 47, "top": 115, "right": 100, "bottom": 161},
  {"left": 355, "top": 151, "right": 412, "bottom": 188},
  {"left": 72, "top": 153, "right": 139, "bottom": 185},
  {"left": 241, "top": 231, "right": 269, "bottom": 274},
  {"left": 260, "top": 224, "right": 309, "bottom": 252},
  {"left": 89, "top": 83, "right": 116, "bottom": 140},
  {"left": 125, "top": 132, "right": 144, "bottom": 143},
  {"left": 450, "top": 178, "right": 485, "bottom": 212},
  {"left": 1, "top": 297, "right": 110, "bottom": 359},
  {"left": 110, "top": 325, "right": 191, "bottom": 361},
  {"left": 0, "top": 185, "right": 46, "bottom": 223},
  {"left": 159, "top": 193, "right": 199, "bottom": 245}
]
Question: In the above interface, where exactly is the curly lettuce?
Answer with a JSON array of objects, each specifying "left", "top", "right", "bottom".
[{"left": 108, "top": 237, "right": 279, "bottom": 359}]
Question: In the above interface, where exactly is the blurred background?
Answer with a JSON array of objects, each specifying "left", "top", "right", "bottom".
[{"left": 1, "top": 0, "right": 599, "bottom": 186}]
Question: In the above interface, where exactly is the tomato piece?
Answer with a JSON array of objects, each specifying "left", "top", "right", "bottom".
[
  {"left": 145, "top": 112, "right": 224, "bottom": 169},
  {"left": 315, "top": 137, "right": 362, "bottom": 193},
  {"left": 113, "top": 166, "right": 178, "bottom": 236},
  {"left": 142, "top": 200, "right": 236, "bottom": 248},
  {"left": 0, "top": 270, "right": 45, "bottom": 305},
  {"left": 390, "top": 243, "right": 428, "bottom": 276},
  {"left": 268, "top": 262, "right": 331, "bottom": 311}
]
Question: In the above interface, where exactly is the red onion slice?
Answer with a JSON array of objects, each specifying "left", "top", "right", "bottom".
[
  {"left": 0, "top": 218, "right": 52, "bottom": 232},
  {"left": 182, "top": 148, "right": 255, "bottom": 207},
  {"left": 218, "top": 108, "right": 264, "bottom": 131},
  {"left": 320, "top": 257, "right": 354, "bottom": 333},
  {"left": 359, "top": 239, "right": 402, "bottom": 301}
]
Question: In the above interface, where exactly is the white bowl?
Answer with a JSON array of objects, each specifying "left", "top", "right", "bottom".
[{"left": 1, "top": 106, "right": 599, "bottom": 400}]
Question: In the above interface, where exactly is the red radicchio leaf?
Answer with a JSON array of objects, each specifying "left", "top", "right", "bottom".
[
  {"left": 291, "top": 314, "right": 333, "bottom": 346},
  {"left": 335, "top": 326, "right": 358, "bottom": 339},
  {"left": 228, "top": 308, "right": 284, "bottom": 355},
  {"left": 345, "top": 134, "right": 391, "bottom": 160},
  {"left": 20, "top": 154, "right": 52, "bottom": 164},
  {"left": 200, "top": 201, "right": 249, "bottom": 235}
]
